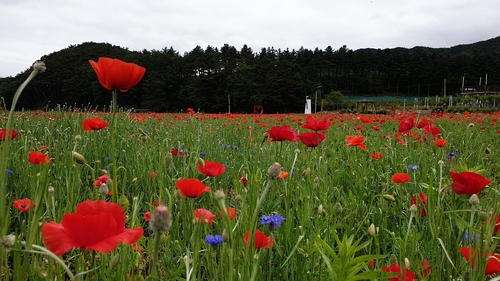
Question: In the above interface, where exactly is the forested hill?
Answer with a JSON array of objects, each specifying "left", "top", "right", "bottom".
[{"left": 1, "top": 37, "right": 500, "bottom": 113}]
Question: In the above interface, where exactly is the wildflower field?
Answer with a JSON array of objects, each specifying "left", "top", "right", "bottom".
[{"left": 2, "top": 61, "right": 500, "bottom": 281}]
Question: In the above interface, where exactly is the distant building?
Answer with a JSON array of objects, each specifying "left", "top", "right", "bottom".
[{"left": 461, "top": 85, "right": 500, "bottom": 95}]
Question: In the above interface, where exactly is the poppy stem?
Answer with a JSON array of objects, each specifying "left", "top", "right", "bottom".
[
  {"left": 0, "top": 63, "right": 44, "bottom": 242},
  {"left": 150, "top": 231, "right": 162, "bottom": 278},
  {"left": 110, "top": 89, "right": 118, "bottom": 203},
  {"left": 20, "top": 242, "right": 75, "bottom": 280}
]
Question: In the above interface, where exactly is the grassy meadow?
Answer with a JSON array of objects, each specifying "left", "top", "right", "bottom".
[{"left": 1, "top": 105, "right": 500, "bottom": 280}]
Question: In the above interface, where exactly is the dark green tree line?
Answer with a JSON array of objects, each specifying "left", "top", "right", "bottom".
[{"left": 1, "top": 38, "right": 500, "bottom": 113}]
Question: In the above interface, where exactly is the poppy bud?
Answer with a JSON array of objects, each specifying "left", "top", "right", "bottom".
[
  {"left": 75, "top": 135, "right": 82, "bottom": 141},
  {"left": 117, "top": 194, "right": 129, "bottom": 213},
  {"left": 33, "top": 61, "right": 46, "bottom": 74},
  {"left": 99, "top": 183, "right": 109, "bottom": 197},
  {"left": 214, "top": 189, "right": 225, "bottom": 201},
  {"left": 72, "top": 151, "right": 86, "bottom": 165},
  {"left": 222, "top": 229, "right": 229, "bottom": 242},
  {"left": 333, "top": 202, "right": 343, "bottom": 216},
  {"left": 268, "top": 162, "right": 282, "bottom": 180},
  {"left": 197, "top": 157, "right": 205, "bottom": 168},
  {"left": 404, "top": 258, "right": 410, "bottom": 270},
  {"left": 110, "top": 253, "right": 120, "bottom": 271},
  {"left": 478, "top": 210, "right": 488, "bottom": 221},
  {"left": 149, "top": 205, "right": 172, "bottom": 234},
  {"left": 48, "top": 186, "right": 54, "bottom": 194},
  {"left": 164, "top": 152, "right": 173, "bottom": 170},
  {"left": 469, "top": 194, "right": 480, "bottom": 206},
  {"left": 1, "top": 234, "right": 16, "bottom": 248},
  {"left": 317, "top": 204, "right": 327, "bottom": 215},
  {"left": 302, "top": 168, "right": 311, "bottom": 176},
  {"left": 409, "top": 204, "right": 418, "bottom": 214},
  {"left": 368, "top": 223, "right": 376, "bottom": 237},
  {"left": 314, "top": 177, "right": 320, "bottom": 183},
  {"left": 294, "top": 148, "right": 301, "bottom": 154},
  {"left": 383, "top": 194, "right": 396, "bottom": 202}
]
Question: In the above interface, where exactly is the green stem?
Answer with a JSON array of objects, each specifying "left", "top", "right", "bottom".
[
  {"left": 110, "top": 89, "right": 118, "bottom": 203},
  {"left": 21, "top": 242, "right": 75, "bottom": 280},
  {"left": 0, "top": 65, "right": 44, "bottom": 239},
  {"left": 150, "top": 232, "right": 162, "bottom": 278}
]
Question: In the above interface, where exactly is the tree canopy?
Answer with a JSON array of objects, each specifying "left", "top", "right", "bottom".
[{"left": 1, "top": 38, "right": 500, "bottom": 113}]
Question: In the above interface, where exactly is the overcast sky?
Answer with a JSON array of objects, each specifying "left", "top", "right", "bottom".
[{"left": 1, "top": 0, "right": 499, "bottom": 77}]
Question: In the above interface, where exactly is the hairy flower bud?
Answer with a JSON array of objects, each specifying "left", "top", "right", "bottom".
[
  {"left": 1, "top": 234, "right": 16, "bottom": 248},
  {"left": 33, "top": 61, "right": 46, "bottom": 74},
  {"left": 268, "top": 162, "right": 282, "bottom": 180},
  {"left": 469, "top": 194, "right": 480, "bottom": 206},
  {"left": 197, "top": 157, "right": 205, "bottom": 168},
  {"left": 404, "top": 258, "right": 410, "bottom": 269},
  {"left": 149, "top": 205, "right": 172, "bottom": 233},
  {"left": 99, "top": 183, "right": 109, "bottom": 197},
  {"left": 214, "top": 189, "right": 225, "bottom": 201}
]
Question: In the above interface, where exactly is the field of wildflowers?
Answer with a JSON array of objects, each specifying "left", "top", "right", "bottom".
[{"left": 1, "top": 60, "right": 500, "bottom": 281}]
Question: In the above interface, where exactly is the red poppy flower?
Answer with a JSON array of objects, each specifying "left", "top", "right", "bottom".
[
  {"left": 371, "top": 125, "right": 380, "bottom": 131},
  {"left": 28, "top": 151, "right": 50, "bottom": 164},
  {"left": 89, "top": 57, "right": 146, "bottom": 92},
  {"left": 148, "top": 171, "right": 158, "bottom": 178},
  {"left": 301, "top": 116, "right": 331, "bottom": 131},
  {"left": 193, "top": 208, "right": 216, "bottom": 226},
  {"left": 370, "top": 152, "right": 383, "bottom": 160},
  {"left": 460, "top": 247, "right": 500, "bottom": 275},
  {"left": 175, "top": 178, "right": 211, "bottom": 198},
  {"left": 171, "top": 148, "right": 184, "bottom": 157},
  {"left": 381, "top": 263, "right": 416, "bottom": 281},
  {"left": 494, "top": 214, "right": 500, "bottom": 235},
  {"left": 266, "top": 125, "right": 299, "bottom": 142},
  {"left": 220, "top": 207, "right": 237, "bottom": 220},
  {"left": 82, "top": 118, "right": 108, "bottom": 131},
  {"left": 358, "top": 116, "right": 372, "bottom": 124},
  {"left": 344, "top": 136, "right": 367, "bottom": 151},
  {"left": 278, "top": 171, "right": 289, "bottom": 179},
  {"left": 411, "top": 193, "right": 428, "bottom": 217},
  {"left": 398, "top": 118, "right": 414, "bottom": 134},
  {"left": 13, "top": 198, "right": 35, "bottom": 212},
  {"left": 434, "top": 139, "right": 446, "bottom": 147},
  {"left": 244, "top": 229, "right": 274, "bottom": 248},
  {"left": 41, "top": 200, "right": 144, "bottom": 256},
  {"left": 144, "top": 211, "right": 151, "bottom": 222},
  {"left": 197, "top": 161, "right": 226, "bottom": 177},
  {"left": 420, "top": 258, "right": 431, "bottom": 277},
  {"left": 239, "top": 175, "right": 248, "bottom": 187},
  {"left": 93, "top": 174, "right": 109, "bottom": 187},
  {"left": 0, "top": 128, "right": 18, "bottom": 141},
  {"left": 392, "top": 173, "right": 411, "bottom": 184},
  {"left": 299, "top": 132, "right": 326, "bottom": 147},
  {"left": 450, "top": 171, "right": 491, "bottom": 195}
]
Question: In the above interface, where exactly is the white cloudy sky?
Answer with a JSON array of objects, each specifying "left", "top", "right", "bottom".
[{"left": 1, "top": 0, "right": 499, "bottom": 77}]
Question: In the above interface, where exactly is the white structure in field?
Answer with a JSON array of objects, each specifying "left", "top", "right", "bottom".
[{"left": 305, "top": 97, "right": 311, "bottom": 114}]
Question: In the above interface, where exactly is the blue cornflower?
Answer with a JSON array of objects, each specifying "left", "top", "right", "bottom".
[
  {"left": 5, "top": 170, "right": 13, "bottom": 176},
  {"left": 261, "top": 214, "right": 285, "bottom": 231},
  {"left": 205, "top": 235, "right": 224, "bottom": 249},
  {"left": 461, "top": 232, "right": 480, "bottom": 243},
  {"left": 407, "top": 165, "right": 419, "bottom": 171},
  {"left": 199, "top": 152, "right": 207, "bottom": 157}
]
